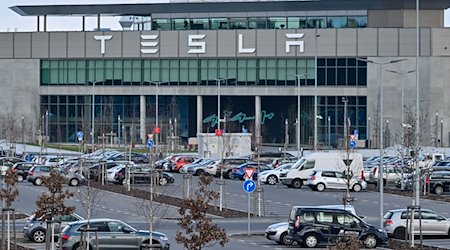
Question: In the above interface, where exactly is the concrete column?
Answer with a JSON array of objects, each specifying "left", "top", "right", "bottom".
[
  {"left": 197, "top": 95, "right": 203, "bottom": 135},
  {"left": 140, "top": 95, "right": 146, "bottom": 144},
  {"left": 255, "top": 96, "right": 261, "bottom": 147}
]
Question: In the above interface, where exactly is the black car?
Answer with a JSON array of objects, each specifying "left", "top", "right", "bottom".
[
  {"left": 288, "top": 206, "right": 388, "bottom": 248},
  {"left": 113, "top": 166, "right": 175, "bottom": 186}
]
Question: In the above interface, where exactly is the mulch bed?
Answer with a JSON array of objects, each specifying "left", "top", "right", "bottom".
[
  {"left": 87, "top": 181, "right": 248, "bottom": 218},
  {"left": 389, "top": 239, "right": 448, "bottom": 250},
  {"left": 367, "top": 185, "right": 450, "bottom": 203}
]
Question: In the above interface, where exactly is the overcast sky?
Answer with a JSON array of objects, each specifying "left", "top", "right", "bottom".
[{"left": 1, "top": 0, "right": 450, "bottom": 32}]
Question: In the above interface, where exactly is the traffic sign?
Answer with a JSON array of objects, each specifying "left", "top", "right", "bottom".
[
  {"left": 354, "top": 129, "right": 359, "bottom": 135},
  {"left": 349, "top": 140, "right": 356, "bottom": 149},
  {"left": 215, "top": 129, "right": 222, "bottom": 136},
  {"left": 76, "top": 131, "right": 83, "bottom": 141},
  {"left": 243, "top": 179, "right": 256, "bottom": 193},
  {"left": 146, "top": 139, "right": 154, "bottom": 148},
  {"left": 147, "top": 133, "right": 154, "bottom": 139},
  {"left": 153, "top": 127, "right": 161, "bottom": 134},
  {"left": 244, "top": 167, "right": 255, "bottom": 180}
]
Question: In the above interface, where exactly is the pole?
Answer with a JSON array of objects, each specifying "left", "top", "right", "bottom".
[
  {"left": 401, "top": 73, "right": 405, "bottom": 190},
  {"left": 343, "top": 97, "right": 348, "bottom": 150},
  {"left": 314, "top": 33, "right": 319, "bottom": 151},
  {"left": 91, "top": 82, "right": 95, "bottom": 152},
  {"left": 118, "top": 115, "right": 121, "bottom": 147},
  {"left": 297, "top": 76, "right": 300, "bottom": 159},
  {"left": 379, "top": 63, "right": 385, "bottom": 228},
  {"left": 435, "top": 112, "right": 438, "bottom": 147},
  {"left": 217, "top": 78, "right": 223, "bottom": 211},
  {"left": 327, "top": 116, "right": 331, "bottom": 147},
  {"left": 156, "top": 83, "right": 159, "bottom": 153},
  {"left": 415, "top": 0, "right": 421, "bottom": 208},
  {"left": 247, "top": 192, "right": 250, "bottom": 236},
  {"left": 441, "top": 119, "right": 444, "bottom": 147},
  {"left": 368, "top": 116, "right": 371, "bottom": 149}
]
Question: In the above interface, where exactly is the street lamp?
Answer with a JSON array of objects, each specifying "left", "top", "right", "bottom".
[
  {"left": 415, "top": 0, "right": 421, "bottom": 211},
  {"left": 89, "top": 80, "right": 102, "bottom": 152},
  {"left": 149, "top": 81, "right": 168, "bottom": 152},
  {"left": 327, "top": 116, "right": 331, "bottom": 147},
  {"left": 288, "top": 73, "right": 311, "bottom": 159},
  {"left": 357, "top": 58, "right": 406, "bottom": 227},
  {"left": 314, "top": 33, "right": 320, "bottom": 151}
]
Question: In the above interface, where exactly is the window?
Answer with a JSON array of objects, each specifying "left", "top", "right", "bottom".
[
  {"left": 108, "top": 222, "right": 126, "bottom": 232},
  {"left": 302, "top": 211, "right": 315, "bottom": 222},
  {"left": 421, "top": 211, "right": 441, "bottom": 220},
  {"left": 322, "top": 172, "right": 336, "bottom": 178},
  {"left": 303, "top": 160, "right": 315, "bottom": 170},
  {"left": 401, "top": 212, "right": 420, "bottom": 220},
  {"left": 79, "top": 222, "right": 109, "bottom": 232},
  {"left": 327, "top": 16, "right": 347, "bottom": 28},
  {"left": 229, "top": 18, "right": 248, "bottom": 29},
  {"left": 268, "top": 17, "right": 287, "bottom": 29},
  {"left": 248, "top": 18, "right": 266, "bottom": 29},
  {"left": 316, "top": 212, "right": 334, "bottom": 223},
  {"left": 336, "top": 213, "right": 359, "bottom": 226},
  {"left": 211, "top": 18, "right": 228, "bottom": 29}
]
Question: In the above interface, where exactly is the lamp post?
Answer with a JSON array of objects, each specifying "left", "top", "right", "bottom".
[
  {"left": 435, "top": 112, "right": 439, "bottom": 147},
  {"left": 314, "top": 33, "right": 320, "bottom": 151},
  {"left": 342, "top": 97, "right": 348, "bottom": 150},
  {"left": 368, "top": 116, "right": 371, "bottom": 149},
  {"left": 415, "top": 0, "right": 421, "bottom": 209},
  {"left": 441, "top": 119, "right": 444, "bottom": 147},
  {"left": 149, "top": 81, "right": 168, "bottom": 153},
  {"left": 288, "top": 73, "right": 310, "bottom": 159},
  {"left": 88, "top": 81, "right": 102, "bottom": 152},
  {"left": 215, "top": 78, "right": 228, "bottom": 212},
  {"left": 327, "top": 116, "right": 331, "bottom": 147},
  {"left": 357, "top": 58, "right": 406, "bottom": 227}
]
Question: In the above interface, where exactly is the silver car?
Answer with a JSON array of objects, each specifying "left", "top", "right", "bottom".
[
  {"left": 384, "top": 208, "right": 450, "bottom": 239},
  {"left": 60, "top": 218, "right": 170, "bottom": 250},
  {"left": 306, "top": 170, "right": 367, "bottom": 192},
  {"left": 23, "top": 213, "right": 83, "bottom": 243}
]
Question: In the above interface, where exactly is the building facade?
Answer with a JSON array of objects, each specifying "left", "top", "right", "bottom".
[{"left": 3, "top": 0, "right": 450, "bottom": 149}]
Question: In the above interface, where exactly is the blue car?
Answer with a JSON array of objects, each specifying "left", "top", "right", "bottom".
[{"left": 231, "top": 163, "right": 271, "bottom": 180}]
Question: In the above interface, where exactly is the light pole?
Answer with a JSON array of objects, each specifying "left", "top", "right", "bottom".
[
  {"left": 327, "top": 116, "right": 331, "bottom": 147},
  {"left": 314, "top": 33, "right": 320, "bottom": 151},
  {"left": 88, "top": 81, "right": 101, "bottom": 152},
  {"left": 368, "top": 116, "right": 371, "bottom": 149},
  {"left": 149, "top": 81, "right": 168, "bottom": 154},
  {"left": 435, "top": 112, "right": 439, "bottom": 147},
  {"left": 215, "top": 78, "right": 228, "bottom": 212},
  {"left": 288, "top": 73, "right": 310, "bottom": 159},
  {"left": 414, "top": 0, "right": 421, "bottom": 210},
  {"left": 441, "top": 119, "right": 444, "bottom": 147},
  {"left": 118, "top": 115, "right": 122, "bottom": 147},
  {"left": 342, "top": 97, "right": 348, "bottom": 150},
  {"left": 357, "top": 58, "right": 406, "bottom": 227}
]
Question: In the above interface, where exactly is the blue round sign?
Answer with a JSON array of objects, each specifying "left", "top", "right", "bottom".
[
  {"left": 243, "top": 179, "right": 256, "bottom": 193},
  {"left": 146, "top": 139, "right": 154, "bottom": 147},
  {"left": 76, "top": 131, "right": 84, "bottom": 141},
  {"left": 349, "top": 140, "right": 356, "bottom": 149}
]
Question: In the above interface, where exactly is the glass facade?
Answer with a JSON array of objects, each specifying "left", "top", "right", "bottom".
[
  {"left": 137, "top": 15, "right": 367, "bottom": 31},
  {"left": 41, "top": 58, "right": 366, "bottom": 87}
]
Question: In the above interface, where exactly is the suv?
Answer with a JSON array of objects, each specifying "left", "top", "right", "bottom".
[
  {"left": 27, "top": 166, "right": 85, "bottom": 186},
  {"left": 428, "top": 171, "right": 450, "bottom": 195},
  {"left": 288, "top": 206, "right": 387, "bottom": 248},
  {"left": 307, "top": 170, "right": 367, "bottom": 192},
  {"left": 171, "top": 156, "right": 197, "bottom": 172},
  {"left": 11, "top": 162, "right": 36, "bottom": 182},
  {"left": 60, "top": 218, "right": 170, "bottom": 250},
  {"left": 112, "top": 166, "right": 174, "bottom": 186},
  {"left": 384, "top": 208, "right": 450, "bottom": 239},
  {"left": 23, "top": 213, "right": 83, "bottom": 243},
  {"left": 369, "top": 165, "right": 402, "bottom": 186}
]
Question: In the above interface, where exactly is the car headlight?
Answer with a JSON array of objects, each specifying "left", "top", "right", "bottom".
[
  {"left": 159, "top": 236, "right": 168, "bottom": 241},
  {"left": 377, "top": 228, "right": 386, "bottom": 233}
]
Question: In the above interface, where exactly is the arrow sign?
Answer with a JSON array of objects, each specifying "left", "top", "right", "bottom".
[
  {"left": 243, "top": 179, "right": 256, "bottom": 193},
  {"left": 244, "top": 167, "right": 255, "bottom": 180},
  {"left": 147, "top": 139, "right": 154, "bottom": 148},
  {"left": 349, "top": 140, "right": 356, "bottom": 149}
]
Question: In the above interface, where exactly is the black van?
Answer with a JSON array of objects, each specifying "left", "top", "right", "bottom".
[{"left": 288, "top": 206, "right": 388, "bottom": 248}]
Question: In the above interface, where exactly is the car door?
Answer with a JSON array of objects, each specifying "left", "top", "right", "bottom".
[
  {"left": 315, "top": 211, "right": 339, "bottom": 243},
  {"left": 107, "top": 221, "right": 138, "bottom": 249},
  {"left": 335, "top": 212, "right": 364, "bottom": 238},
  {"left": 321, "top": 171, "right": 338, "bottom": 188},
  {"left": 334, "top": 172, "right": 347, "bottom": 189},
  {"left": 82, "top": 222, "right": 111, "bottom": 250},
  {"left": 420, "top": 211, "right": 449, "bottom": 235}
]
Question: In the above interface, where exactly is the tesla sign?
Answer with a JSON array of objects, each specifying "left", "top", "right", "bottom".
[{"left": 94, "top": 33, "right": 305, "bottom": 55}]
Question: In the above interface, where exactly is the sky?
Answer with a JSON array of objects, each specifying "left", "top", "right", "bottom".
[{"left": 1, "top": 0, "right": 450, "bottom": 32}]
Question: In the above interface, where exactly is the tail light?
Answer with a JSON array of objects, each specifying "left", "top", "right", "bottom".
[
  {"left": 361, "top": 170, "right": 365, "bottom": 180},
  {"left": 384, "top": 219, "right": 393, "bottom": 225},
  {"left": 61, "top": 234, "right": 70, "bottom": 241},
  {"left": 28, "top": 171, "right": 34, "bottom": 176},
  {"left": 11, "top": 168, "right": 16, "bottom": 172},
  {"left": 374, "top": 168, "right": 378, "bottom": 177},
  {"left": 117, "top": 172, "right": 123, "bottom": 177},
  {"left": 310, "top": 175, "right": 316, "bottom": 180}
]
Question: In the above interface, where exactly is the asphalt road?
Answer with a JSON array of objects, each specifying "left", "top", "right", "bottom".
[{"left": 9, "top": 174, "right": 450, "bottom": 249}]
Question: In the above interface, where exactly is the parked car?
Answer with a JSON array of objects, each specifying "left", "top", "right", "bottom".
[
  {"left": 258, "top": 162, "right": 294, "bottom": 185},
  {"left": 179, "top": 158, "right": 208, "bottom": 174},
  {"left": 11, "top": 162, "right": 36, "bottom": 182},
  {"left": 27, "top": 166, "right": 85, "bottom": 186},
  {"left": 187, "top": 159, "right": 218, "bottom": 176},
  {"left": 230, "top": 163, "right": 271, "bottom": 180},
  {"left": 113, "top": 166, "right": 174, "bottom": 186},
  {"left": 384, "top": 208, "right": 450, "bottom": 239},
  {"left": 60, "top": 218, "right": 170, "bottom": 250},
  {"left": 306, "top": 170, "right": 367, "bottom": 192},
  {"left": 266, "top": 205, "right": 358, "bottom": 245},
  {"left": 171, "top": 155, "right": 197, "bottom": 173},
  {"left": 0, "top": 157, "right": 26, "bottom": 175},
  {"left": 288, "top": 206, "right": 387, "bottom": 248},
  {"left": 396, "top": 171, "right": 450, "bottom": 195},
  {"left": 368, "top": 165, "right": 403, "bottom": 186},
  {"left": 23, "top": 213, "right": 83, "bottom": 243}
]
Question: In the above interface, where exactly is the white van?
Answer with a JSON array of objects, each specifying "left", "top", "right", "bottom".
[{"left": 279, "top": 152, "right": 363, "bottom": 189}]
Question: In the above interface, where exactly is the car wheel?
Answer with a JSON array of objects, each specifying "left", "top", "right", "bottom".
[
  {"left": 434, "top": 185, "right": 444, "bottom": 195},
  {"left": 121, "top": 178, "right": 128, "bottom": 186},
  {"left": 34, "top": 178, "right": 43, "bottom": 186},
  {"left": 292, "top": 179, "right": 302, "bottom": 189},
  {"left": 353, "top": 183, "right": 362, "bottom": 192},
  {"left": 363, "top": 234, "right": 378, "bottom": 248},
  {"left": 279, "top": 232, "right": 293, "bottom": 245},
  {"left": 32, "top": 229, "right": 46, "bottom": 243},
  {"left": 69, "top": 178, "right": 79, "bottom": 186},
  {"left": 224, "top": 170, "right": 232, "bottom": 179},
  {"left": 316, "top": 183, "right": 326, "bottom": 192},
  {"left": 195, "top": 169, "right": 204, "bottom": 176},
  {"left": 393, "top": 227, "right": 406, "bottom": 240},
  {"left": 17, "top": 175, "right": 24, "bottom": 182},
  {"left": 267, "top": 175, "right": 278, "bottom": 185},
  {"left": 159, "top": 177, "right": 168, "bottom": 186},
  {"left": 302, "top": 233, "right": 318, "bottom": 248}
]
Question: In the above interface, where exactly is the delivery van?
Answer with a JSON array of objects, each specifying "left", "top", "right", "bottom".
[{"left": 279, "top": 152, "right": 363, "bottom": 189}]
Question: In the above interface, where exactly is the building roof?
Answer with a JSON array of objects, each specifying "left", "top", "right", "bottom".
[{"left": 10, "top": 0, "right": 450, "bottom": 17}]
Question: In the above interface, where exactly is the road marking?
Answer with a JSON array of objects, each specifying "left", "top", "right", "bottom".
[
  {"left": 250, "top": 242, "right": 257, "bottom": 245},
  {"left": 262, "top": 245, "right": 270, "bottom": 248},
  {"left": 267, "top": 200, "right": 272, "bottom": 202},
  {"left": 372, "top": 201, "right": 378, "bottom": 204},
  {"left": 275, "top": 201, "right": 282, "bottom": 204},
  {"left": 284, "top": 203, "right": 291, "bottom": 206},
  {"left": 238, "top": 240, "right": 245, "bottom": 243}
]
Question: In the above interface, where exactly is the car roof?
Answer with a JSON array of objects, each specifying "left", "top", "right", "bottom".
[
  {"left": 69, "top": 218, "right": 122, "bottom": 225},
  {"left": 387, "top": 208, "right": 433, "bottom": 213}
]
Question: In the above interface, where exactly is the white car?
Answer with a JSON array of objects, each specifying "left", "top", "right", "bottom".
[
  {"left": 106, "top": 164, "right": 136, "bottom": 182},
  {"left": 258, "top": 163, "right": 294, "bottom": 185},
  {"left": 307, "top": 170, "right": 367, "bottom": 192}
]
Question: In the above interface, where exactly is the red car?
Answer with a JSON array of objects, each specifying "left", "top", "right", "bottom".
[{"left": 171, "top": 156, "right": 196, "bottom": 172}]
